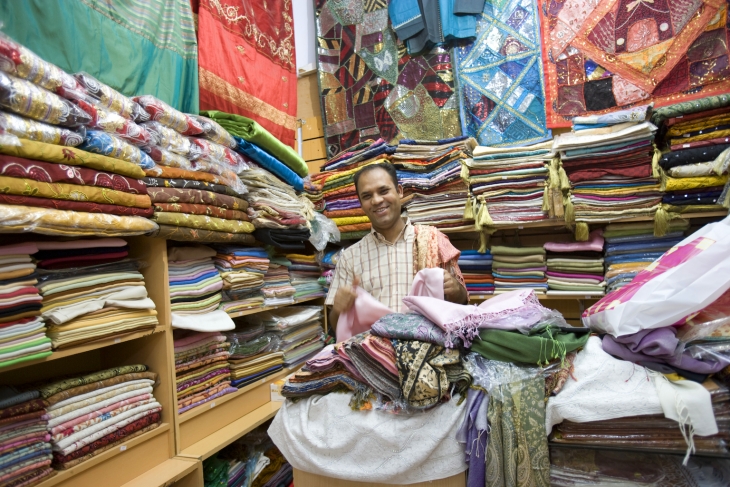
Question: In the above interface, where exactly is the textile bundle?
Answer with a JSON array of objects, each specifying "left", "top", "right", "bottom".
[
  {"left": 544, "top": 230, "right": 606, "bottom": 296},
  {"left": 261, "top": 258, "right": 296, "bottom": 308},
  {"left": 458, "top": 250, "right": 494, "bottom": 296},
  {"left": 491, "top": 246, "right": 547, "bottom": 294},
  {"left": 250, "top": 307, "right": 326, "bottom": 368},
  {"left": 215, "top": 246, "right": 268, "bottom": 314},
  {"left": 168, "top": 245, "right": 223, "bottom": 316},
  {"left": 174, "top": 331, "right": 236, "bottom": 414},
  {"left": 225, "top": 323, "right": 284, "bottom": 389},
  {"left": 285, "top": 254, "right": 326, "bottom": 302}
]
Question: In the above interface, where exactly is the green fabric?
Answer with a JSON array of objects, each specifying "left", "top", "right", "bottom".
[
  {"left": 0, "top": 337, "right": 51, "bottom": 355},
  {"left": 547, "top": 266, "right": 605, "bottom": 274},
  {"left": 547, "top": 283, "right": 605, "bottom": 292},
  {"left": 603, "top": 220, "right": 689, "bottom": 238},
  {"left": 0, "top": 0, "right": 199, "bottom": 113},
  {"left": 492, "top": 261, "right": 546, "bottom": 269},
  {"left": 0, "top": 351, "right": 52, "bottom": 369},
  {"left": 340, "top": 230, "right": 370, "bottom": 241},
  {"left": 650, "top": 94, "right": 730, "bottom": 126},
  {"left": 491, "top": 246, "right": 546, "bottom": 256},
  {"left": 201, "top": 110, "right": 308, "bottom": 177},
  {"left": 39, "top": 364, "right": 148, "bottom": 398},
  {"left": 471, "top": 324, "right": 590, "bottom": 366}
]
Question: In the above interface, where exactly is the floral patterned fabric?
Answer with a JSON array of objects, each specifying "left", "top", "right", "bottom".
[
  {"left": 38, "top": 365, "right": 147, "bottom": 399},
  {"left": 0, "top": 194, "right": 154, "bottom": 217},
  {"left": 152, "top": 202, "right": 248, "bottom": 220},
  {"left": 147, "top": 224, "right": 256, "bottom": 244},
  {"left": 391, "top": 338, "right": 461, "bottom": 408},
  {"left": 371, "top": 312, "right": 463, "bottom": 348},
  {"left": 145, "top": 186, "right": 247, "bottom": 209}
]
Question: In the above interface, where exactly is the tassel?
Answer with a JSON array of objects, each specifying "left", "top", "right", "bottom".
[
  {"left": 722, "top": 183, "right": 730, "bottom": 209},
  {"left": 474, "top": 198, "right": 484, "bottom": 231},
  {"left": 654, "top": 205, "right": 670, "bottom": 237},
  {"left": 542, "top": 183, "right": 551, "bottom": 213},
  {"left": 558, "top": 164, "right": 571, "bottom": 191},
  {"left": 460, "top": 161, "right": 470, "bottom": 182},
  {"left": 478, "top": 200, "right": 494, "bottom": 227},
  {"left": 478, "top": 231, "right": 489, "bottom": 254},
  {"left": 575, "top": 222, "right": 589, "bottom": 241},
  {"left": 463, "top": 193, "right": 474, "bottom": 220},
  {"left": 652, "top": 145, "right": 662, "bottom": 179},
  {"left": 563, "top": 196, "right": 575, "bottom": 227},
  {"left": 659, "top": 167, "right": 668, "bottom": 191}
]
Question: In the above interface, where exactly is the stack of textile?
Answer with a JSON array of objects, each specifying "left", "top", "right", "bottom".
[
  {"left": 303, "top": 177, "right": 324, "bottom": 212},
  {"left": 317, "top": 249, "right": 341, "bottom": 296},
  {"left": 0, "top": 388, "right": 54, "bottom": 485},
  {"left": 167, "top": 245, "right": 223, "bottom": 316},
  {"left": 174, "top": 331, "right": 235, "bottom": 414},
  {"left": 253, "top": 307, "right": 325, "bottom": 368},
  {"left": 260, "top": 258, "right": 296, "bottom": 308},
  {"left": 555, "top": 108, "right": 661, "bottom": 233},
  {"left": 465, "top": 141, "right": 554, "bottom": 226},
  {"left": 544, "top": 230, "right": 606, "bottom": 296},
  {"left": 41, "top": 364, "right": 162, "bottom": 469},
  {"left": 458, "top": 250, "right": 494, "bottom": 297},
  {"left": 37, "top": 238, "right": 158, "bottom": 349},
  {"left": 285, "top": 254, "right": 325, "bottom": 301},
  {"left": 0, "top": 243, "right": 50, "bottom": 368},
  {"left": 491, "top": 246, "right": 547, "bottom": 294},
  {"left": 602, "top": 221, "right": 688, "bottom": 294},
  {"left": 214, "top": 246, "right": 268, "bottom": 314},
  {"left": 225, "top": 323, "right": 284, "bottom": 389}
]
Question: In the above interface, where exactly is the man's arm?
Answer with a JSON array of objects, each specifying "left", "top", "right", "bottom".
[{"left": 443, "top": 267, "right": 468, "bottom": 304}]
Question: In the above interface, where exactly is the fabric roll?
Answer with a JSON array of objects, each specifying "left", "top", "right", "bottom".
[
  {"left": 146, "top": 186, "right": 247, "bottom": 209},
  {"left": 0, "top": 176, "right": 151, "bottom": 208}
]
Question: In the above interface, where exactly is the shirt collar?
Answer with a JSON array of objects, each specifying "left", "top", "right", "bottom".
[{"left": 371, "top": 217, "right": 413, "bottom": 244}]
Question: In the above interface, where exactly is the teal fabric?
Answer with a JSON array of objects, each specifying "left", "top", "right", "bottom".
[{"left": 0, "top": 0, "right": 199, "bottom": 113}]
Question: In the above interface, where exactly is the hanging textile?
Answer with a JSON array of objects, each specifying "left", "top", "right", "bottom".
[
  {"left": 315, "top": 0, "right": 462, "bottom": 157},
  {"left": 540, "top": 0, "right": 730, "bottom": 127},
  {"left": 194, "top": 0, "right": 297, "bottom": 146},
  {"left": 455, "top": 0, "right": 551, "bottom": 147},
  {"left": 0, "top": 0, "right": 199, "bottom": 113}
]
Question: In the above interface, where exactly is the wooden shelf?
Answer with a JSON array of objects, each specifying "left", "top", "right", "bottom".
[
  {"left": 120, "top": 457, "right": 202, "bottom": 487},
  {"left": 226, "top": 296, "right": 324, "bottom": 318}
]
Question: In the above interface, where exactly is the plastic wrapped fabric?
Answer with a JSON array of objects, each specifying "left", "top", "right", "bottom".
[
  {"left": 188, "top": 138, "right": 250, "bottom": 173},
  {"left": 676, "top": 288, "right": 730, "bottom": 344},
  {"left": 249, "top": 307, "right": 323, "bottom": 331},
  {"left": 141, "top": 146, "right": 194, "bottom": 171},
  {"left": 189, "top": 115, "right": 236, "bottom": 149},
  {"left": 308, "top": 213, "right": 341, "bottom": 250},
  {"left": 188, "top": 162, "right": 247, "bottom": 195},
  {"left": 140, "top": 121, "right": 192, "bottom": 155},
  {"left": 133, "top": 95, "right": 203, "bottom": 135},
  {"left": 79, "top": 131, "right": 155, "bottom": 170},
  {"left": 0, "top": 72, "right": 91, "bottom": 127},
  {"left": 234, "top": 136, "right": 304, "bottom": 192},
  {"left": 74, "top": 72, "right": 148, "bottom": 122},
  {"left": 76, "top": 99, "right": 152, "bottom": 147},
  {"left": 0, "top": 111, "right": 84, "bottom": 146}
]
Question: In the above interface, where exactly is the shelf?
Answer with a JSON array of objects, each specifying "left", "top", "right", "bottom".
[
  {"left": 179, "top": 401, "right": 282, "bottom": 461},
  {"left": 226, "top": 296, "right": 324, "bottom": 318},
  {"left": 120, "top": 457, "right": 202, "bottom": 487},
  {"left": 548, "top": 441, "right": 730, "bottom": 459},
  {"left": 0, "top": 326, "right": 165, "bottom": 374}
]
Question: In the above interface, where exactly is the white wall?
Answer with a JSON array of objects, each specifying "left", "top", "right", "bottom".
[{"left": 293, "top": 0, "right": 317, "bottom": 74}]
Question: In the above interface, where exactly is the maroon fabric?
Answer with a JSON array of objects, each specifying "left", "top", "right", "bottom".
[
  {"left": 153, "top": 202, "right": 249, "bottom": 221},
  {"left": 37, "top": 251, "right": 129, "bottom": 270},
  {"left": 0, "top": 411, "right": 44, "bottom": 426},
  {"left": 567, "top": 165, "right": 654, "bottom": 183},
  {"left": 0, "top": 194, "right": 154, "bottom": 217},
  {"left": 0, "top": 399, "right": 48, "bottom": 421},
  {"left": 0, "top": 288, "right": 38, "bottom": 301},
  {"left": 670, "top": 136, "right": 730, "bottom": 151}
]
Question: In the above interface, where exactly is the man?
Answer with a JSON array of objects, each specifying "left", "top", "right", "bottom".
[{"left": 325, "top": 162, "right": 468, "bottom": 328}]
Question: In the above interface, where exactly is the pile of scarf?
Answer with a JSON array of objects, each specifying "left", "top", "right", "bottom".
[
  {"left": 174, "top": 331, "right": 235, "bottom": 414},
  {"left": 0, "top": 243, "right": 49, "bottom": 368},
  {"left": 37, "top": 238, "right": 158, "bottom": 349},
  {"left": 544, "top": 230, "right": 606, "bottom": 296},
  {"left": 251, "top": 307, "right": 325, "bottom": 368},
  {"left": 466, "top": 141, "right": 553, "bottom": 227},
  {"left": 285, "top": 254, "right": 325, "bottom": 301},
  {"left": 303, "top": 177, "right": 324, "bottom": 212},
  {"left": 214, "top": 246, "right": 268, "bottom": 314},
  {"left": 602, "top": 221, "right": 688, "bottom": 294},
  {"left": 0, "top": 388, "right": 54, "bottom": 486},
  {"left": 458, "top": 250, "right": 494, "bottom": 296},
  {"left": 491, "top": 246, "right": 547, "bottom": 294},
  {"left": 260, "top": 258, "right": 296, "bottom": 308},
  {"left": 396, "top": 137, "right": 476, "bottom": 232},
  {"left": 225, "top": 324, "right": 283, "bottom": 389},
  {"left": 555, "top": 107, "right": 661, "bottom": 236},
  {"left": 39, "top": 364, "right": 162, "bottom": 469},
  {"left": 167, "top": 245, "right": 223, "bottom": 316}
]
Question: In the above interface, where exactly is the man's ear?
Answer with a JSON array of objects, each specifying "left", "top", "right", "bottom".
[{"left": 397, "top": 184, "right": 404, "bottom": 197}]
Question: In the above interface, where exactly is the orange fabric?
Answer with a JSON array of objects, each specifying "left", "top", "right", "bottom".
[{"left": 144, "top": 166, "right": 219, "bottom": 183}]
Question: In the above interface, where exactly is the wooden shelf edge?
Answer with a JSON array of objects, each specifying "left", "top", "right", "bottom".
[
  {"left": 0, "top": 326, "right": 166, "bottom": 374},
  {"left": 120, "top": 456, "right": 200, "bottom": 487},
  {"left": 38, "top": 423, "right": 171, "bottom": 487},
  {"left": 226, "top": 296, "right": 324, "bottom": 319},
  {"left": 178, "top": 402, "right": 282, "bottom": 461}
]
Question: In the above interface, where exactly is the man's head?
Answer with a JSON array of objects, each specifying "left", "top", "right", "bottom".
[{"left": 353, "top": 163, "right": 403, "bottom": 232}]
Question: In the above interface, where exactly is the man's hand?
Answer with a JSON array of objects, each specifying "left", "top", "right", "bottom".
[
  {"left": 443, "top": 269, "right": 467, "bottom": 304},
  {"left": 332, "top": 276, "right": 360, "bottom": 316}
]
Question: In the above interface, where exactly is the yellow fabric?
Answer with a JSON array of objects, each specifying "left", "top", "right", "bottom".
[
  {"left": 41, "top": 282, "right": 145, "bottom": 310},
  {"left": 48, "top": 309, "right": 158, "bottom": 332},
  {"left": 320, "top": 158, "right": 388, "bottom": 185},
  {"left": 0, "top": 176, "right": 151, "bottom": 208},
  {"left": 0, "top": 139, "right": 145, "bottom": 179},
  {"left": 663, "top": 175, "right": 728, "bottom": 192},
  {"left": 670, "top": 129, "right": 730, "bottom": 145},
  {"left": 331, "top": 216, "right": 371, "bottom": 225},
  {"left": 0, "top": 204, "right": 157, "bottom": 237},
  {"left": 573, "top": 185, "right": 660, "bottom": 196},
  {"left": 667, "top": 113, "right": 730, "bottom": 137},
  {"left": 151, "top": 212, "right": 255, "bottom": 233},
  {"left": 285, "top": 254, "right": 317, "bottom": 262}
]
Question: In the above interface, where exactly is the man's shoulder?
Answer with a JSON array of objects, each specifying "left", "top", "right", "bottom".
[{"left": 339, "top": 234, "right": 375, "bottom": 260}]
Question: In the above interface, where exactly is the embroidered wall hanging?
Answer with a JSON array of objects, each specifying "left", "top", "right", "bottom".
[
  {"left": 315, "top": 0, "right": 462, "bottom": 157},
  {"left": 455, "top": 0, "right": 552, "bottom": 147},
  {"left": 540, "top": 0, "right": 730, "bottom": 127}
]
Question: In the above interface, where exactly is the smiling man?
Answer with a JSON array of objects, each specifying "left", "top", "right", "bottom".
[{"left": 325, "top": 162, "right": 468, "bottom": 328}]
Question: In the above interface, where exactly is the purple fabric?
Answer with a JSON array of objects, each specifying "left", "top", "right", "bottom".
[
  {"left": 544, "top": 230, "right": 604, "bottom": 253},
  {"left": 306, "top": 344, "right": 367, "bottom": 382},
  {"left": 458, "top": 388, "right": 487, "bottom": 487},
  {"left": 546, "top": 271, "right": 604, "bottom": 280},
  {"left": 602, "top": 327, "right": 730, "bottom": 374},
  {"left": 177, "top": 387, "right": 237, "bottom": 413}
]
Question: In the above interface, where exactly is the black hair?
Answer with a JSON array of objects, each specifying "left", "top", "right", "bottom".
[{"left": 353, "top": 163, "right": 399, "bottom": 196}]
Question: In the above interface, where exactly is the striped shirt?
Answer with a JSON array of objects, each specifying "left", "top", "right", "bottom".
[{"left": 325, "top": 219, "right": 415, "bottom": 310}]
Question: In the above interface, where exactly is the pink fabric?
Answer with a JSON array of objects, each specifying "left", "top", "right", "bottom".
[
  {"left": 50, "top": 394, "right": 152, "bottom": 435},
  {"left": 34, "top": 238, "right": 127, "bottom": 250},
  {"left": 544, "top": 230, "right": 604, "bottom": 253},
  {"left": 173, "top": 332, "right": 226, "bottom": 350},
  {"left": 361, "top": 335, "right": 398, "bottom": 375},
  {"left": 0, "top": 243, "right": 38, "bottom": 256},
  {"left": 546, "top": 271, "right": 604, "bottom": 280},
  {"left": 336, "top": 268, "right": 444, "bottom": 343}
]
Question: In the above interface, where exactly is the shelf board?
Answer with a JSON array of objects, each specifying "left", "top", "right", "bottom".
[
  {"left": 0, "top": 326, "right": 165, "bottom": 374},
  {"left": 548, "top": 441, "right": 730, "bottom": 459},
  {"left": 179, "top": 401, "right": 282, "bottom": 460},
  {"left": 470, "top": 294, "right": 602, "bottom": 301},
  {"left": 120, "top": 457, "right": 200, "bottom": 487},
  {"left": 226, "top": 296, "right": 324, "bottom": 319}
]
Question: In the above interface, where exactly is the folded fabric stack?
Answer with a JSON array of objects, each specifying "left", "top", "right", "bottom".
[
  {"left": 0, "top": 243, "right": 50, "bottom": 368},
  {"left": 317, "top": 249, "right": 341, "bottom": 296},
  {"left": 396, "top": 137, "right": 476, "bottom": 232},
  {"left": 555, "top": 109, "right": 661, "bottom": 231},
  {"left": 458, "top": 250, "right": 494, "bottom": 296},
  {"left": 0, "top": 387, "right": 55, "bottom": 485},
  {"left": 40, "top": 364, "right": 162, "bottom": 469},
  {"left": 174, "top": 331, "right": 235, "bottom": 414},
  {"left": 602, "top": 221, "right": 688, "bottom": 294},
  {"left": 225, "top": 324, "right": 284, "bottom": 388},
  {"left": 253, "top": 307, "right": 325, "bottom": 367},
  {"left": 466, "top": 141, "right": 553, "bottom": 226},
  {"left": 491, "top": 246, "right": 547, "bottom": 294},
  {"left": 285, "top": 254, "right": 325, "bottom": 301},
  {"left": 238, "top": 167, "right": 313, "bottom": 250},
  {"left": 303, "top": 177, "right": 325, "bottom": 212},
  {"left": 37, "top": 238, "right": 158, "bottom": 349},
  {"left": 544, "top": 230, "right": 606, "bottom": 296},
  {"left": 214, "top": 246, "right": 268, "bottom": 314},
  {"left": 261, "top": 258, "right": 296, "bottom": 308},
  {"left": 167, "top": 245, "right": 224, "bottom": 316}
]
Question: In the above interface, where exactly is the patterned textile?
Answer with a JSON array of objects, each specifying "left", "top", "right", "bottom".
[
  {"left": 371, "top": 312, "right": 463, "bottom": 348},
  {"left": 315, "top": 0, "right": 462, "bottom": 157},
  {"left": 0, "top": 194, "right": 154, "bottom": 218},
  {"left": 38, "top": 365, "right": 147, "bottom": 399},
  {"left": 540, "top": 0, "right": 730, "bottom": 127},
  {"left": 145, "top": 186, "right": 247, "bottom": 209},
  {"left": 152, "top": 202, "right": 248, "bottom": 220},
  {"left": 455, "top": 0, "right": 551, "bottom": 147},
  {"left": 45, "top": 372, "right": 157, "bottom": 405},
  {"left": 0, "top": 399, "right": 48, "bottom": 420},
  {"left": 147, "top": 224, "right": 256, "bottom": 243},
  {"left": 195, "top": 0, "right": 297, "bottom": 145},
  {"left": 142, "top": 177, "right": 238, "bottom": 197},
  {"left": 144, "top": 165, "right": 225, "bottom": 184},
  {"left": 150, "top": 212, "right": 255, "bottom": 233}
]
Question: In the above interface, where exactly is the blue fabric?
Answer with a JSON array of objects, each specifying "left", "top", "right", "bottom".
[
  {"left": 230, "top": 365, "right": 284, "bottom": 388},
  {"left": 562, "top": 138, "right": 653, "bottom": 158},
  {"left": 492, "top": 272, "right": 545, "bottom": 279},
  {"left": 573, "top": 123, "right": 609, "bottom": 130},
  {"left": 234, "top": 136, "right": 303, "bottom": 192},
  {"left": 604, "top": 232, "right": 685, "bottom": 244},
  {"left": 214, "top": 246, "right": 269, "bottom": 257},
  {"left": 605, "top": 240, "right": 682, "bottom": 254},
  {"left": 460, "top": 250, "right": 492, "bottom": 257},
  {"left": 604, "top": 253, "right": 664, "bottom": 265},
  {"left": 79, "top": 131, "right": 155, "bottom": 169},
  {"left": 606, "top": 273, "right": 639, "bottom": 286},
  {"left": 474, "top": 149, "right": 551, "bottom": 161},
  {"left": 397, "top": 160, "right": 461, "bottom": 180},
  {"left": 458, "top": 259, "right": 494, "bottom": 266},
  {"left": 168, "top": 271, "right": 219, "bottom": 286}
]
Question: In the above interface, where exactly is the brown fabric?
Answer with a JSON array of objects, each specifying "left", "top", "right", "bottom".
[
  {"left": 337, "top": 222, "right": 372, "bottom": 233},
  {"left": 153, "top": 202, "right": 249, "bottom": 221},
  {"left": 323, "top": 208, "right": 367, "bottom": 218},
  {"left": 0, "top": 194, "right": 154, "bottom": 217},
  {"left": 0, "top": 176, "right": 151, "bottom": 208},
  {"left": 146, "top": 186, "right": 247, "bottom": 210},
  {"left": 144, "top": 165, "right": 221, "bottom": 183},
  {"left": 45, "top": 371, "right": 159, "bottom": 405},
  {"left": 146, "top": 224, "right": 256, "bottom": 244}
]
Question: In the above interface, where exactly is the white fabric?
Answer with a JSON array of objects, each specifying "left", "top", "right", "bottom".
[
  {"left": 252, "top": 454, "right": 270, "bottom": 484},
  {"left": 545, "top": 336, "right": 663, "bottom": 433},
  {"left": 47, "top": 379, "right": 155, "bottom": 411},
  {"left": 43, "top": 286, "right": 154, "bottom": 325},
  {"left": 171, "top": 309, "right": 235, "bottom": 331},
  {"left": 269, "top": 392, "right": 467, "bottom": 484}
]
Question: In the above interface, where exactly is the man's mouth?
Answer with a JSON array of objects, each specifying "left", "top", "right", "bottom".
[{"left": 373, "top": 206, "right": 388, "bottom": 216}]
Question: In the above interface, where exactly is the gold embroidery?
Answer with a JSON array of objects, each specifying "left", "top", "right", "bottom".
[
  {"left": 281, "top": 76, "right": 288, "bottom": 82},
  {"left": 238, "top": 76, "right": 245, "bottom": 83},
  {"left": 283, "top": 102, "right": 288, "bottom": 108},
  {"left": 236, "top": 45, "right": 246, "bottom": 54}
]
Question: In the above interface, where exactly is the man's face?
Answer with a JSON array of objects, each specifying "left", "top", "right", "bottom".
[{"left": 356, "top": 167, "right": 403, "bottom": 230}]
